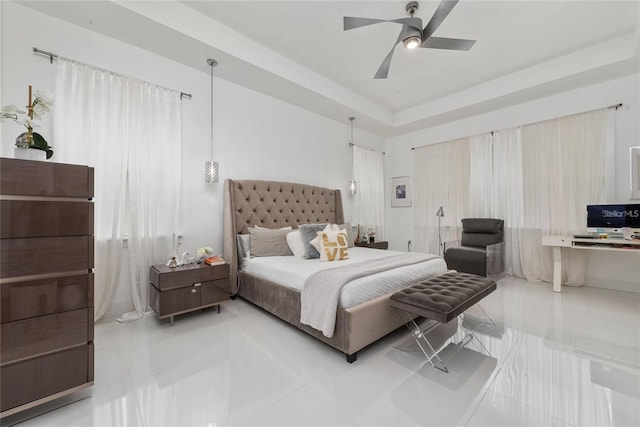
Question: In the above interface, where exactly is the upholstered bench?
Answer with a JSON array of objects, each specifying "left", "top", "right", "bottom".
[{"left": 390, "top": 271, "right": 497, "bottom": 372}]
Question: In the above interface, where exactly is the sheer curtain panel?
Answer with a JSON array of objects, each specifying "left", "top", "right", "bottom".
[
  {"left": 352, "top": 145, "right": 385, "bottom": 239},
  {"left": 414, "top": 139, "right": 469, "bottom": 255},
  {"left": 54, "top": 60, "right": 182, "bottom": 321}
]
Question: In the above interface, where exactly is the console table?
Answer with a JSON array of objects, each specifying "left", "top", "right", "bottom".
[{"left": 541, "top": 235, "right": 640, "bottom": 292}]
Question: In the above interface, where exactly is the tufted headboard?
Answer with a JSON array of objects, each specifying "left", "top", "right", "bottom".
[{"left": 223, "top": 179, "right": 344, "bottom": 293}]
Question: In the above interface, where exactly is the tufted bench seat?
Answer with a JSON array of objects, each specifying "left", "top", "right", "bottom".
[{"left": 390, "top": 271, "right": 497, "bottom": 372}]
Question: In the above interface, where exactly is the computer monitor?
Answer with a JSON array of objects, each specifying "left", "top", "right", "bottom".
[{"left": 586, "top": 204, "right": 640, "bottom": 233}]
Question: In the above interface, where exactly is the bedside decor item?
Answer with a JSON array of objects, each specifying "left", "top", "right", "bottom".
[
  {"left": 196, "top": 246, "right": 213, "bottom": 261},
  {"left": 391, "top": 176, "right": 411, "bottom": 207},
  {"left": 1, "top": 85, "right": 54, "bottom": 159},
  {"left": 205, "top": 58, "right": 219, "bottom": 183}
]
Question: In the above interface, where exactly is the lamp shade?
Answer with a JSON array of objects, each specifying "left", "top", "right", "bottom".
[
  {"left": 435, "top": 206, "right": 444, "bottom": 217},
  {"left": 205, "top": 161, "right": 218, "bottom": 183},
  {"left": 349, "top": 180, "right": 357, "bottom": 195}
]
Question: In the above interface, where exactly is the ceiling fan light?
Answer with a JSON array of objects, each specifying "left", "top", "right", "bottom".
[{"left": 403, "top": 36, "right": 421, "bottom": 49}]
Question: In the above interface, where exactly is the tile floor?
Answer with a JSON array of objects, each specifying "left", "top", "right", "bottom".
[{"left": 11, "top": 276, "right": 640, "bottom": 426}]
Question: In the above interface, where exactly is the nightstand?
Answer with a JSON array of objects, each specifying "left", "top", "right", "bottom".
[
  {"left": 355, "top": 241, "right": 389, "bottom": 250},
  {"left": 149, "top": 263, "right": 230, "bottom": 325}
]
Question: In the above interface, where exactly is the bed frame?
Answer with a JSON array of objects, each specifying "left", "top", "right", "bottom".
[{"left": 223, "top": 179, "right": 409, "bottom": 362}]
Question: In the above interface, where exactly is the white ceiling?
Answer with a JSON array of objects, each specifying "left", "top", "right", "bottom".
[{"left": 18, "top": 1, "right": 640, "bottom": 136}]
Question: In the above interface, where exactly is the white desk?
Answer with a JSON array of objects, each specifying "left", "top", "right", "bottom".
[{"left": 541, "top": 235, "right": 640, "bottom": 292}]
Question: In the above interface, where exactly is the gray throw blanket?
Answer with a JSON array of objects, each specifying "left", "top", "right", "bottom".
[{"left": 300, "top": 253, "right": 439, "bottom": 337}]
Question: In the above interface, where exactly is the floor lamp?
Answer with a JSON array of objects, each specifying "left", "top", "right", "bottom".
[{"left": 435, "top": 206, "right": 444, "bottom": 255}]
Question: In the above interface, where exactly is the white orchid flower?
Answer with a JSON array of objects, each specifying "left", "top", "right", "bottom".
[
  {"left": 1, "top": 105, "right": 19, "bottom": 113},
  {"left": 196, "top": 248, "right": 205, "bottom": 258},
  {"left": 34, "top": 90, "right": 54, "bottom": 107}
]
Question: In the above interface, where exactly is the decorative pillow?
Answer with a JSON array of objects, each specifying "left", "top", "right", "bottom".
[
  {"left": 286, "top": 230, "right": 306, "bottom": 258},
  {"left": 309, "top": 224, "right": 333, "bottom": 254},
  {"left": 299, "top": 223, "right": 327, "bottom": 259},
  {"left": 236, "top": 234, "right": 251, "bottom": 268},
  {"left": 338, "top": 223, "right": 356, "bottom": 248},
  {"left": 317, "top": 228, "right": 349, "bottom": 262},
  {"left": 248, "top": 227, "right": 293, "bottom": 257}
]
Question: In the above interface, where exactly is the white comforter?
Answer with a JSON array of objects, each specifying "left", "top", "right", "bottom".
[{"left": 242, "top": 247, "right": 447, "bottom": 309}]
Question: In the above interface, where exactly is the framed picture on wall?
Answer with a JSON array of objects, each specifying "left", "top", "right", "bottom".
[
  {"left": 391, "top": 176, "right": 411, "bottom": 207},
  {"left": 631, "top": 146, "right": 640, "bottom": 200}
]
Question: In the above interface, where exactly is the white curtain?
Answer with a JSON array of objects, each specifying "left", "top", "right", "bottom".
[
  {"left": 352, "top": 145, "right": 385, "bottom": 240},
  {"left": 468, "top": 133, "right": 493, "bottom": 217},
  {"left": 492, "top": 128, "right": 525, "bottom": 277},
  {"left": 54, "top": 60, "right": 182, "bottom": 321},
  {"left": 521, "top": 109, "right": 608, "bottom": 284},
  {"left": 414, "top": 139, "right": 469, "bottom": 255}
]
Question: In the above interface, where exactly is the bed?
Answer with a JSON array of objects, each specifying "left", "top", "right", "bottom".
[{"left": 223, "top": 179, "right": 447, "bottom": 362}]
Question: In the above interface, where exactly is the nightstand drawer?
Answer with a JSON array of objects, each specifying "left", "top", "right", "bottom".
[
  {"left": 150, "top": 284, "right": 201, "bottom": 318},
  {"left": 201, "top": 279, "right": 230, "bottom": 306},
  {"left": 150, "top": 264, "right": 229, "bottom": 291}
]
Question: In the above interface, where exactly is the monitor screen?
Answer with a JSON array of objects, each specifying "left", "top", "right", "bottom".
[{"left": 587, "top": 204, "right": 640, "bottom": 231}]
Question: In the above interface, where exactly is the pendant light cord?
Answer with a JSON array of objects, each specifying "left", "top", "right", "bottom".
[
  {"left": 349, "top": 116, "right": 355, "bottom": 181},
  {"left": 207, "top": 58, "right": 217, "bottom": 160}
]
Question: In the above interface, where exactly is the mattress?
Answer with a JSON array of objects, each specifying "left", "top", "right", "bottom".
[{"left": 242, "top": 247, "right": 447, "bottom": 309}]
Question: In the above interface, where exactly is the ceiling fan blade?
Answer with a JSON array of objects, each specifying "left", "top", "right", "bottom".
[
  {"left": 344, "top": 16, "right": 421, "bottom": 31},
  {"left": 374, "top": 27, "right": 411, "bottom": 79},
  {"left": 344, "top": 17, "right": 387, "bottom": 31},
  {"left": 420, "top": 36, "right": 475, "bottom": 51},
  {"left": 422, "top": 0, "right": 459, "bottom": 40}
]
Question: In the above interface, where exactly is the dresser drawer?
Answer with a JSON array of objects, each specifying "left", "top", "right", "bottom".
[
  {"left": 0, "top": 344, "right": 92, "bottom": 413},
  {"left": 1, "top": 200, "right": 94, "bottom": 238},
  {"left": 1, "top": 308, "right": 91, "bottom": 364},
  {"left": 0, "top": 236, "right": 93, "bottom": 279},
  {"left": 1, "top": 274, "right": 93, "bottom": 323},
  {"left": 0, "top": 158, "right": 94, "bottom": 198}
]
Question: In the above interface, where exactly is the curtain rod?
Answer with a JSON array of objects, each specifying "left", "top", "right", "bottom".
[
  {"left": 348, "top": 142, "right": 385, "bottom": 155},
  {"left": 32, "top": 47, "right": 192, "bottom": 100},
  {"left": 410, "top": 102, "right": 623, "bottom": 151}
]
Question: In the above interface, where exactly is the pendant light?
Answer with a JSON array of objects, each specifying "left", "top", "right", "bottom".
[
  {"left": 205, "top": 58, "right": 219, "bottom": 183},
  {"left": 348, "top": 117, "right": 357, "bottom": 195}
]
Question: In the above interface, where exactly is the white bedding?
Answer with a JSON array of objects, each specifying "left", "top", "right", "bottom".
[{"left": 242, "top": 247, "right": 447, "bottom": 309}]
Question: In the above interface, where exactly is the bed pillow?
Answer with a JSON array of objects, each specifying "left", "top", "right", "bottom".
[
  {"left": 236, "top": 234, "right": 251, "bottom": 268},
  {"left": 254, "top": 225, "right": 293, "bottom": 230},
  {"left": 286, "top": 230, "right": 306, "bottom": 258},
  {"left": 248, "top": 227, "right": 293, "bottom": 257},
  {"left": 317, "top": 228, "right": 349, "bottom": 262},
  {"left": 337, "top": 223, "right": 356, "bottom": 248},
  {"left": 298, "top": 223, "right": 328, "bottom": 259}
]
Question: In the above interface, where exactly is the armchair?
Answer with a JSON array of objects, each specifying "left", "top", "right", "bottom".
[{"left": 443, "top": 218, "right": 505, "bottom": 276}]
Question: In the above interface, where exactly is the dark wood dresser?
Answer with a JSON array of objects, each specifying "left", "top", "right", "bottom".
[
  {"left": 150, "top": 263, "right": 230, "bottom": 325},
  {"left": 0, "top": 158, "right": 94, "bottom": 418}
]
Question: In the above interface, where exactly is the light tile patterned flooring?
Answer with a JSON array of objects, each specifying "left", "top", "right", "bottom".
[{"left": 12, "top": 276, "right": 640, "bottom": 426}]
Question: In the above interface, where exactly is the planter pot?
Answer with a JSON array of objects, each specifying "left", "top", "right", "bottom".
[{"left": 14, "top": 146, "right": 46, "bottom": 161}]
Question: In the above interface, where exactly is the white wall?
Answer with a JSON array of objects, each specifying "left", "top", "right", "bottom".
[
  {"left": 0, "top": 2, "right": 383, "bottom": 318},
  {"left": 385, "top": 73, "right": 640, "bottom": 292}
]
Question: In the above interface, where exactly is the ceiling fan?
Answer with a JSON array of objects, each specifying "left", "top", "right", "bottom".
[{"left": 344, "top": 0, "right": 476, "bottom": 79}]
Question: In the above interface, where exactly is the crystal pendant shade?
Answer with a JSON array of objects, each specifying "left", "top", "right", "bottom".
[
  {"left": 205, "top": 161, "right": 218, "bottom": 183},
  {"left": 349, "top": 179, "right": 357, "bottom": 195}
]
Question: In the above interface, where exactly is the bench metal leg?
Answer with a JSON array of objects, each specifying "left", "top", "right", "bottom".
[
  {"left": 394, "top": 303, "right": 496, "bottom": 373},
  {"left": 394, "top": 309, "right": 449, "bottom": 373}
]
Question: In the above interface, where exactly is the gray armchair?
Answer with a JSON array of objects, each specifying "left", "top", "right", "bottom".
[{"left": 444, "top": 218, "right": 505, "bottom": 276}]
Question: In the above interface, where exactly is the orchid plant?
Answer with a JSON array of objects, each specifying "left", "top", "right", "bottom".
[{"left": 1, "top": 85, "right": 54, "bottom": 159}]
